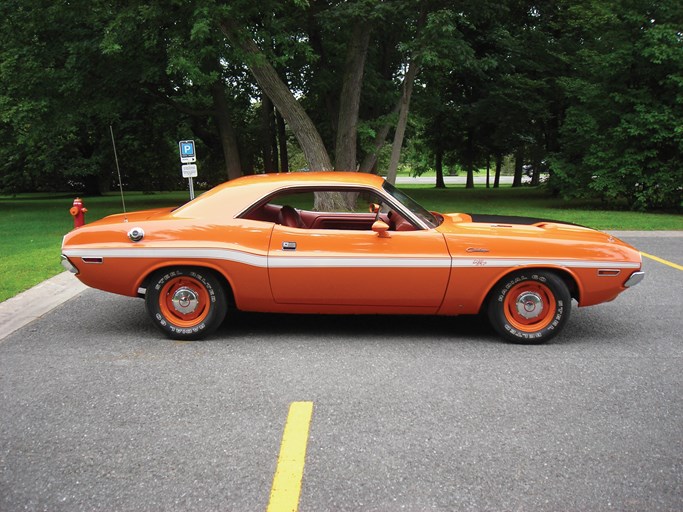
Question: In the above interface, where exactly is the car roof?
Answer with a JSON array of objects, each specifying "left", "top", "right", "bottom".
[
  {"left": 173, "top": 172, "right": 387, "bottom": 219},
  {"left": 230, "top": 171, "right": 385, "bottom": 187}
]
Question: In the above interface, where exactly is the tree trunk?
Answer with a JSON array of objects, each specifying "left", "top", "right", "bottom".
[
  {"left": 84, "top": 173, "right": 109, "bottom": 196},
  {"left": 335, "top": 23, "right": 371, "bottom": 171},
  {"left": 270, "top": 110, "right": 279, "bottom": 173},
  {"left": 260, "top": 94, "right": 276, "bottom": 173},
  {"left": 486, "top": 156, "right": 491, "bottom": 188},
  {"left": 513, "top": 148, "right": 524, "bottom": 187},
  {"left": 435, "top": 146, "right": 446, "bottom": 189},
  {"left": 465, "top": 129, "right": 474, "bottom": 189},
  {"left": 531, "top": 146, "right": 542, "bottom": 186},
  {"left": 357, "top": 6, "right": 425, "bottom": 176},
  {"left": 385, "top": 59, "right": 419, "bottom": 184},
  {"left": 276, "top": 110, "right": 289, "bottom": 172},
  {"left": 220, "top": 19, "right": 333, "bottom": 171},
  {"left": 494, "top": 152, "right": 502, "bottom": 188},
  {"left": 211, "top": 82, "right": 242, "bottom": 181},
  {"left": 359, "top": 103, "right": 399, "bottom": 173},
  {"left": 466, "top": 166, "right": 475, "bottom": 189},
  {"left": 306, "top": 5, "right": 338, "bottom": 144},
  {"left": 384, "top": 6, "right": 427, "bottom": 184}
]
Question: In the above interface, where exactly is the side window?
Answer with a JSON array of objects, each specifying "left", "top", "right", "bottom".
[
  {"left": 269, "top": 191, "right": 316, "bottom": 211},
  {"left": 244, "top": 188, "right": 416, "bottom": 231}
]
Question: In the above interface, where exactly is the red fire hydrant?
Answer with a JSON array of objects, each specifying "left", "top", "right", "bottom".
[{"left": 69, "top": 197, "right": 88, "bottom": 229}]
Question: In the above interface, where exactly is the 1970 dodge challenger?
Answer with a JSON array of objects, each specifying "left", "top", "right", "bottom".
[{"left": 61, "top": 172, "right": 644, "bottom": 343}]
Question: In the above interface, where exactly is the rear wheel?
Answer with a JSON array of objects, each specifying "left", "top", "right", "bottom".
[
  {"left": 487, "top": 270, "right": 571, "bottom": 344},
  {"left": 145, "top": 267, "right": 227, "bottom": 340}
]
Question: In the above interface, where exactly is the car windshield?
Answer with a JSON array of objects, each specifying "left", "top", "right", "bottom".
[{"left": 382, "top": 181, "right": 441, "bottom": 228}]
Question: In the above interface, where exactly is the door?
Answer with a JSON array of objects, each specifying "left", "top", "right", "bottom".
[{"left": 268, "top": 225, "right": 451, "bottom": 308}]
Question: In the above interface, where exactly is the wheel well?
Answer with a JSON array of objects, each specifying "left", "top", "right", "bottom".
[
  {"left": 481, "top": 267, "right": 580, "bottom": 313},
  {"left": 554, "top": 269, "right": 579, "bottom": 302},
  {"left": 139, "top": 265, "right": 235, "bottom": 307}
]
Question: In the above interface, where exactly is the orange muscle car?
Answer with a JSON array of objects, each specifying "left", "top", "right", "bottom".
[{"left": 61, "top": 172, "right": 644, "bottom": 343}]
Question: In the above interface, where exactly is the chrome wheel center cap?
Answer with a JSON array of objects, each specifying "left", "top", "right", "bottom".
[
  {"left": 516, "top": 292, "right": 543, "bottom": 319},
  {"left": 171, "top": 287, "right": 199, "bottom": 315}
]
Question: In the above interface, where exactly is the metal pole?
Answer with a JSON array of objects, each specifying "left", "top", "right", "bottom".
[
  {"left": 189, "top": 177, "right": 195, "bottom": 200},
  {"left": 109, "top": 125, "right": 128, "bottom": 220}
]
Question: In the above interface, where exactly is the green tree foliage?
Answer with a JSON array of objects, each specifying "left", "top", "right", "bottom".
[
  {"left": 551, "top": 0, "right": 683, "bottom": 210},
  {"left": 0, "top": 0, "right": 680, "bottom": 211},
  {"left": 413, "top": 1, "right": 567, "bottom": 189},
  {"left": 0, "top": 0, "right": 183, "bottom": 194},
  {"left": 414, "top": 2, "right": 518, "bottom": 188}
]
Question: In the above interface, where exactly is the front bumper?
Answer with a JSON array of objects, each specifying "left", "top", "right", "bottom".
[
  {"left": 61, "top": 255, "right": 78, "bottom": 274},
  {"left": 624, "top": 271, "right": 645, "bottom": 288}
]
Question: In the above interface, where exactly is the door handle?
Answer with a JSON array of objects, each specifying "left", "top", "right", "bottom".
[{"left": 282, "top": 241, "right": 297, "bottom": 251}]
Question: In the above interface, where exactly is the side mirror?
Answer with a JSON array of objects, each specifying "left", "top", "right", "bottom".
[{"left": 372, "top": 220, "right": 391, "bottom": 238}]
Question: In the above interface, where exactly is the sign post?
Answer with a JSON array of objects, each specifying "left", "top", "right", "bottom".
[{"left": 178, "top": 140, "right": 197, "bottom": 199}]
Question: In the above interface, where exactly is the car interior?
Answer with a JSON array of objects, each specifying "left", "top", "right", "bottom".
[{"left": 242, "top": 189, "right": 417, "bottom": 232}]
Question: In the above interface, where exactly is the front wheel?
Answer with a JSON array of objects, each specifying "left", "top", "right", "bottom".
[
  {"left": 145, "top": 267, "right": 227, "bottom": 340},
  {"left": 487, "top": 271, "right": 571, "bottom": 344}
]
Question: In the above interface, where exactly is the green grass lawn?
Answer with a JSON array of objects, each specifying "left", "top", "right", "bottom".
[
  {"left": 405, "top": 186, "right": 683, "bottom": 230},
  {"left": 0, "top": 192, "right": 190, "bottom": 302},
  {"left": 1, "top": 185, "right": 681, "bottom": 302}
]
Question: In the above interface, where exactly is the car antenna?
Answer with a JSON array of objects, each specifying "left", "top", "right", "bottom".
[{"left": 109, "top": 124, "right": 128, "bottom": 222}]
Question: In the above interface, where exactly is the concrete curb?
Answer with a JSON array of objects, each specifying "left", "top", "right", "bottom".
[{"left": 0, "top": 272, "right": 87, "bottom": 343}]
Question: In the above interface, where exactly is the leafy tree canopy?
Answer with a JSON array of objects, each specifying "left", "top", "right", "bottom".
[{"left": 0, "top": 0, "right": 680, "bottom": 211}]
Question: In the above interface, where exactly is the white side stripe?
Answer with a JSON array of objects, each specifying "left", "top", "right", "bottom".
[
  {"left": 268, "top": 257, "right": 450, "bottom": 268},
  {"left": 450, "top": 258, "right": 641, "bottom": 269},
  {"left": 62, "top": 248, "right": 640, "bottom": 270},
  {"left": 63, "top": 248, "right": 269, "bottom": 267}
]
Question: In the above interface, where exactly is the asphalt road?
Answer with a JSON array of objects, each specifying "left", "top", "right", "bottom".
[{"left": 1, "top": 234, "right": 681, "bottom": 511}]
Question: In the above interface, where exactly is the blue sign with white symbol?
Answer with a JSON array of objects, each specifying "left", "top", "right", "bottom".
[{"left": 178, "top": 140, "right": 196, "bottom": 163}]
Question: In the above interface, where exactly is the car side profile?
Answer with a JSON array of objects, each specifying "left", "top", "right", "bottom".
[{"left": 61, "top": 172, "right": 644, "bottom": 343}]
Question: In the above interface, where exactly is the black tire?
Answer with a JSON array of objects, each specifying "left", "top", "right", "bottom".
[
  {"left": 487, "top": 270, "right": 571, "bottom": 344},
  {"left": 145, "top": 267, "right": 227, "bottom": 341}
]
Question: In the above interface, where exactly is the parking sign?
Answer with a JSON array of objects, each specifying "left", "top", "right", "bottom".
[{"left": 179, "top": 140, "right": 196, "bottom": 163}]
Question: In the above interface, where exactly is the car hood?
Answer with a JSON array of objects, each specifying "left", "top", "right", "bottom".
[
  {"left": 438, "top": 212, "right": 633, "bottom": 247},
  {"left": 464, "top": 213, "right": 584, "bottom": 227}
]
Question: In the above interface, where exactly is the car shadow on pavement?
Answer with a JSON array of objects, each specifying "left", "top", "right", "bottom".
[
  {"left": 218, "top": 310, "right": 497, "bottom": 342},
  {"left": 68, "top": 291, "right": 592, "bottom": 346}
]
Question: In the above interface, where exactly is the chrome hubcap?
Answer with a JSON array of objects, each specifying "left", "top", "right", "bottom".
[
  {"left": 171, "top": 287, "right": 199, "bottom": 315},
  {"left": 516, "top": 292, "right": 543, "bottom": 320}
]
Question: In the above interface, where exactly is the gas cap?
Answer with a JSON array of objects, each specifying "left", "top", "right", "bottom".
[{"left": 128, "top": 227, "right": 145, "bottom": 242}]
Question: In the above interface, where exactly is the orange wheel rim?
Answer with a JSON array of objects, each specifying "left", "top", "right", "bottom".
[
  {"left": 158, "top": 276, "right": 210, "bottom": 327},
  {"left": 503, "top": 281, "right": 556, "bottom": 332}
]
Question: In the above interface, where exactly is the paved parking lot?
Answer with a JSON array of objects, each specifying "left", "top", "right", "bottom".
[{"left": 0, "top": 234, "right": 681, "bottom": 511}]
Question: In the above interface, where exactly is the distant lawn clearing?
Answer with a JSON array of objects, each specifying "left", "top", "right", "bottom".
[
  {"left": 1, "top": 185, "right": 681, "bottom": 302},
  {"left": 404, "top": 186, "right": 682, "bottom": 231}
]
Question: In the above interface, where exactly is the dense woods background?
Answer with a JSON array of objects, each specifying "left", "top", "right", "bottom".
[{"left": 1, "top": 0, "right": 681, "bottom": 211}]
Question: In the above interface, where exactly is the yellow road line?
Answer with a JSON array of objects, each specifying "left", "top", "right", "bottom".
[
  {"left": 641, "top": 252, "right": 683, "bottom": 271},
  {"left": 267, "top": 401, "right": 314, "bottom": 512}
]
